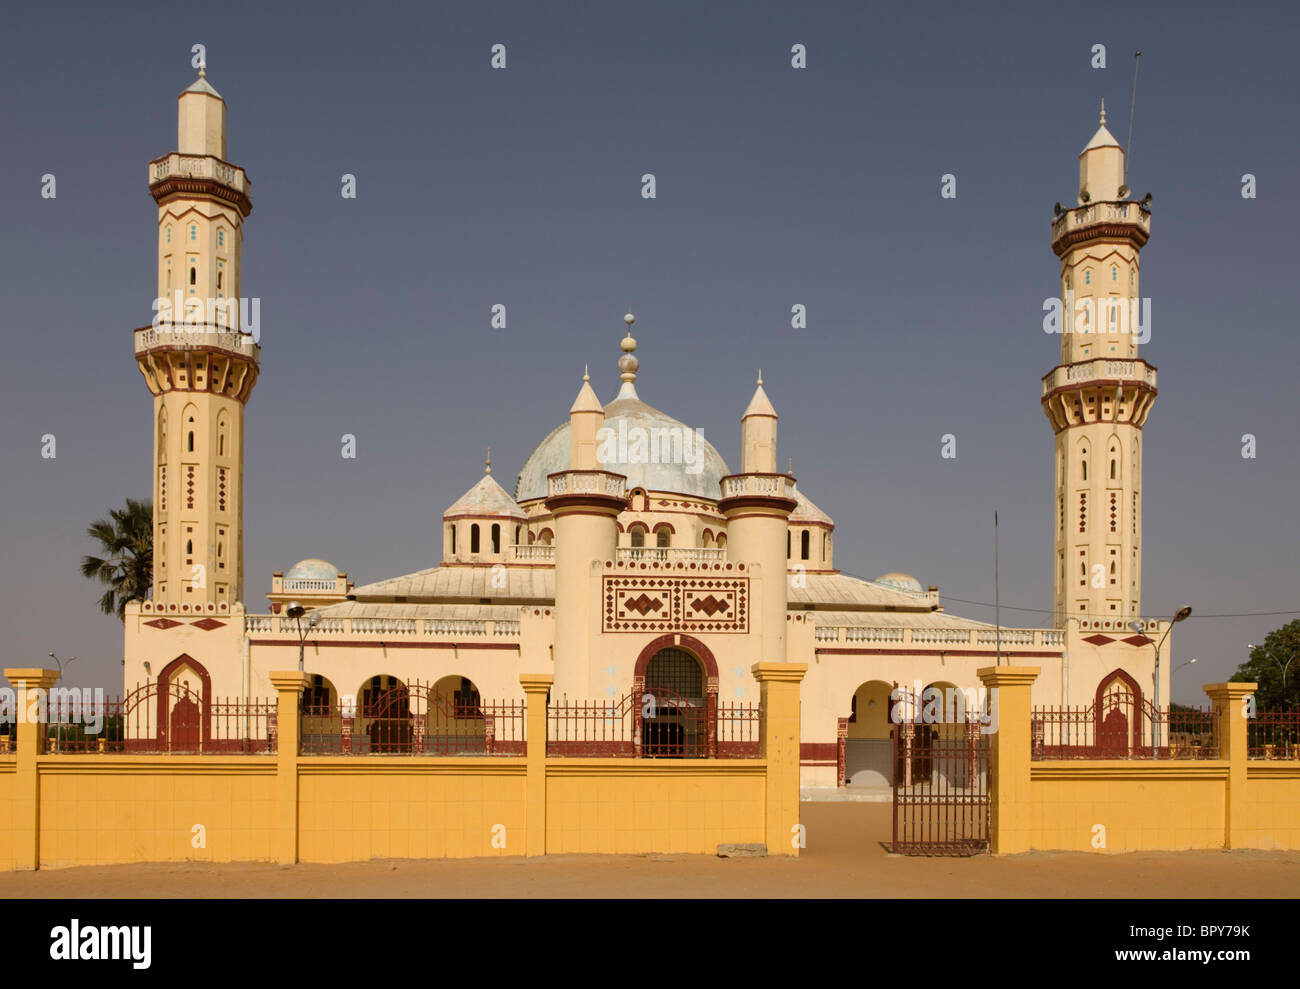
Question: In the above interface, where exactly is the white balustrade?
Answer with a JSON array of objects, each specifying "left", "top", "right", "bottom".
[
  {"left": 616, "top": 546, "right": 727, "bottom": 564},
  {"left": 510, "top": 544, "right": 555, "bottom": 561}
]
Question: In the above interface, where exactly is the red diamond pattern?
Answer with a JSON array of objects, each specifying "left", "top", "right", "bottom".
[
  {"left": 144, "top": 618, "right": 182, "bottom": 630},
  {"left": 1083, "top": 633, "right": 1114, "bottom": 646},
  {"left": 192, "top": 618, "right": 226, "bottom": 631},
  {"left": 624, "top": 594, "right": 663, "bottom": 616},
  {"left": 1122, "top": 634, "right": 1152, "bottom": 646},
  {"left": 690, "top": 595, "right": 729, "bottom": 617}
]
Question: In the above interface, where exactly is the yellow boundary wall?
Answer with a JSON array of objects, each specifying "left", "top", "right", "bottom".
[
  {"left": 981, "top": 667, "right": 1300, "bottom": 853},
  {"left": 0, "top": 665, "right": 805, "bottom": 870}
]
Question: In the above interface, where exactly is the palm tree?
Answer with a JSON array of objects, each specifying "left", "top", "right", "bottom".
[{"left": 80, "top": 498, "right": 153, "bottom": 620}]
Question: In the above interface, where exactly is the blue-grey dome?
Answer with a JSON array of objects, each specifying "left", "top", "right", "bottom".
[
  {"left": 514, "top": 388, "right": 731, "bottom": 502},
  {"left": 876, "top": 572, "right": 924, "bottom": 594},
  {"left": 285, "top": 558, "right": 339, "bottom": 581}
]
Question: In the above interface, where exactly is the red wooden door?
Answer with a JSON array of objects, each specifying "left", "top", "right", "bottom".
[{"left": 170, "top": 697, "right": 200, "bottom": 752}]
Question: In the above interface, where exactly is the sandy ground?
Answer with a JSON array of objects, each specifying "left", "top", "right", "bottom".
[{"left": 3, "top": 803, "right": 1298, "bottom": 898}]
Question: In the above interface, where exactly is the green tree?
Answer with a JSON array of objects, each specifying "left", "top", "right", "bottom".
[
  {"left": 80, "top": 498, "right": 153, "bottom": 620},
  {"left": 1230, "top": 619, "right": 1300, "bottom": 710}
]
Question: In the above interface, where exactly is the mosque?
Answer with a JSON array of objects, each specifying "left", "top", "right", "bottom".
[{"left": 124, "top": 73, "right": 1171, "bottom": 785}]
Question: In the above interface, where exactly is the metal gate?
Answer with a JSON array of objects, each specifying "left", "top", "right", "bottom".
[{"left": 891, "top": 722, "right": 989, "bottom": 856}]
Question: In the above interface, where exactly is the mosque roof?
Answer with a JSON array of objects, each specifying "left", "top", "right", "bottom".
[
  {"left": 349, "top": 565, "right": 554, "bottom": 603},
  {"left": 513, "top": 323, "right": 731, "bottom": 502},
  {"left": 875, "top": 572, "right": 925, "bottom": 594},
  {"left": 787, "top": 572, "right": 935, "bottom": 611}
]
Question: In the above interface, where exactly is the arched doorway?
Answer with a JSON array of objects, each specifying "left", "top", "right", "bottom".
[
  {"left": 846, "top": 680, "right": 893, "bottom": 786},
  {"left": 154, "top": 654, "right": 210, "bottom": 753},
  {"left": 300, "top": 674, "right": 342, "bottom": 753},
  {"left": 1096, "top": 669, "right": 1142, "bottom": 756},
  {"left": 642, "top": 647, "right": 705, "bottom": 756},
  {"left": 358, "top": 675, "right": 410, "bottom": 753}
]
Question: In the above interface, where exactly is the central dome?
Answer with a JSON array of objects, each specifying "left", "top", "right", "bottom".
[{"left": 514, "top": 391, "right": 731, "bottom": 503}]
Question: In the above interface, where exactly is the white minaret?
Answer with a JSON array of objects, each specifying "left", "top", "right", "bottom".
[
  {"left": 136, "top": 70, "right": 257, "bottom": 612},
  {"left": 1043, "top": 103, "right": 1156, "bottom": 626}
]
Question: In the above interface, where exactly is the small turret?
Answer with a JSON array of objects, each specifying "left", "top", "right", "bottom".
[{"left": 1078, "top": 100, "right": 1125, "bottom": 204}]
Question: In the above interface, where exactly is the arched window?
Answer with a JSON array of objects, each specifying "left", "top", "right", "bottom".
[
  {"left": 189, "top": 266, "right": 196, "bottom": 286},
  {"left": 187, "top": 431, "right": 194, "bottom": 453},
  {"left": 787, "top": 530, "right": 791, "bottom": 559},
  {"left": 822, "top": 532, "right": 828, "bottom": 560},
  {"left": 166, "top": 225, "right": 172, "bottom": 244},
  {"left": 450, "top": 525, "right": 456, "bottom": 554},
  {"left": 1084, "top": 269, "right": 1091, "bottom": 285},
  {"left": 1112, "top": 265, "right": 1118, "bottom": 281},
  {"left": 514, "top": 525, "right": 520, "bottom": 545},
  {"left": 217, "top": 228, "right": 225, "bottom": 248},
  {"left": 716, "top": 534, "right": 726, "bottom": 549},
  {"left": 491, "top": 523, "right": 501, "bottom": 554},
  {"left": 537, "top": 529, "right": 553, "bottom": 546},
  {"left": 185, "top": 539, "right": 193, "bottom": 556},
  {"left": 190, "top": 224, "right": 197, "bottom": 241},
  {"left": 656, "top": 529, "right": 670, "bottom": 548},
  {"left": 1081, "top": 459, "right": 1087, "bottom": 481},
  {"left": 470, "top": 524, "right": 480, "bottom": 553},
  {"left": 630, "top": 529, "right": 645, "bottom": 548},
  {"left": 801, "top": 530, "right": 810, "bottom": 560}
]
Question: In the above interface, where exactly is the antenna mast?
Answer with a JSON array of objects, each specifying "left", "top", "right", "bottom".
[{"left": 1125, "top": 50, "right": 1142, "bottom": 188}]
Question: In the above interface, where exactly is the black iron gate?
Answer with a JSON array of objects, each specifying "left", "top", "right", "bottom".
[{"left": 891, "top": 722, "right": 989, "bottom": 855}]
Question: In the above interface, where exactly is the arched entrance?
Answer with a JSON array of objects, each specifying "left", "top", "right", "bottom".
[
  {"left": 358, "top": 675, "right": 410, "bottom": 753},
  {"left": 633, "top": 635, "right": 719, "bottom": 757},
  {"left": 1096, "top": 669, "right": 1143, "bottom": 756},
  {"left": 845, "top": 680, "right": 893, "bottom": 786}
]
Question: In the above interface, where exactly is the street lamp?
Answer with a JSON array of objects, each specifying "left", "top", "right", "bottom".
[
  {"left": 1130, "top": 605, "right": 1192, "bottom": 756},
  {"left": 48, "top": 653, "right": 77, "bottom": 677},
  {"left": 1247, "top": 643, "right": 1297, "bottom": 708},
  {"left": 286, "top": 603, "right": 320, "bottom": 673}
]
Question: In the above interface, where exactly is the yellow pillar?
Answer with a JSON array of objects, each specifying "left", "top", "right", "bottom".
[
  {"left": 269, "top": 672, "right": 308, "bottom": 865},
  {"left": 5, "top": 668, "right": 60, "bottom": 871},
  {"left": 978, "top": 666, "right": 1039, "bottom": 855},
  {"left": 1205, "top": 681, "right": 1255, "bottom": 849},
  {"left": 753, "top": 662, "right": 806, "bottom": 857},
  {"left": 520, "top": 673, "right": 553, "bottom": 857}
]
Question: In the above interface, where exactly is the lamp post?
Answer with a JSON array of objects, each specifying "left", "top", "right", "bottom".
[
  {"left": 1247, "top": 643, "right": 1297, "bottom": 708},
  {"left": 285, "top": 602, "right": 320, "bottom": 673},
  {"left": 1130, "top": 605, "right": 1192, "bottom": 757}
]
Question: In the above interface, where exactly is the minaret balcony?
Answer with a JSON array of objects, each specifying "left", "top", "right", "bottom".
[
  {"left": 1051, "top": 199, "right": 1150, "bottom": 256},
  {"left": 134, "top": 324, "right": 259, "bottom": 362},
  {"left": 1041, "top": 357, "right": 1156, "bottom": 399},
  {"left": 547, "top": 470, "right": 627, "bottom": 499},
  {"left": 149, "top": 152, "right": 252, "bottom": 215},
  {"left": 719, "top": 473, "right": 797, "bottom": 501}
]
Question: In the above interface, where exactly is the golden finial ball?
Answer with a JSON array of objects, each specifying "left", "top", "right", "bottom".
[{"left": 623, "top": 313, "right": 635, "bottom": 325}]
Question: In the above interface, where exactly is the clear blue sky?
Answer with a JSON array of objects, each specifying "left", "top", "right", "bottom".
[{"left": 1, "top": 0, "right": 1297, "bottom": 701}]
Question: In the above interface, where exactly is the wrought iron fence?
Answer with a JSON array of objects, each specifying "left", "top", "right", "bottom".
[
  {"left": 1031, "top": 697, "right": 1218, "bottom": 760},
  {"left": 547, "top": 688, "right": 761, "bottom": 758},
  {"left": 1247, "top": 710, "right": 1300, "bottom": 759},
  {"left": 299, "top": 680, "right": 525, "bottom": 755},
  {"left": 43, "top": 683, "right": 276, "bottom": 754}
]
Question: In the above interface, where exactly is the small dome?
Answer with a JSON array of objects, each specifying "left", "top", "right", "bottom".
[
  {"left": 286, "top": 558, "right": 339, "bottom": 581},
  {"left": 876, "top": 572, "right": 924, "bottom": 594},
  {"left": 445, "top": 473, "right": 527, "bottom": 520},
  {"left": 790, "top": 485, "right": 833, "bottom": 526}
]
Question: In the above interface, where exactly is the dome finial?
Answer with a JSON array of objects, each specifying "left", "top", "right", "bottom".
[
  {"left": 617, "top": 313, "right": 639, "bottom": 394},
  {"left": 1100, "top": 98, "right": 1106, "bottom": 126},
  {"left": 583, "top": 363, "right": 589, "bottom": 382},
  {"left": 788, "top": 457, "right": 793, "bottom": 476},
  {"left": 757, "top": 369, "right": 763, "bottom": 387},
  {"left": 485, "top": 447, "right": 492, "bottom": 475}
]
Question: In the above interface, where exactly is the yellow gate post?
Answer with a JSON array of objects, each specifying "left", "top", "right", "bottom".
[
  {"left": 4, "top": 668, "right": 60, "bottom": 871},
  {"left": 520, "top": 673, "right": 553, "bottom": 857},
  {"left": 978, "top": 666, "right": 1039, "bottom": 855},
  {"left": 753, "top": 662, "right": 807, "bottom": 857},
  {"left": 269, "top": 672, "right": 309, "bottom": 865},
  {"left": 1204, "top": 681, "right": 1255, "bottom": 849}
]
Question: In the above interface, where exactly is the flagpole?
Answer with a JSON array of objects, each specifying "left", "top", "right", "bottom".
[{"left": 995, "top": 511, "right": 1002, "bottom": 666}]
